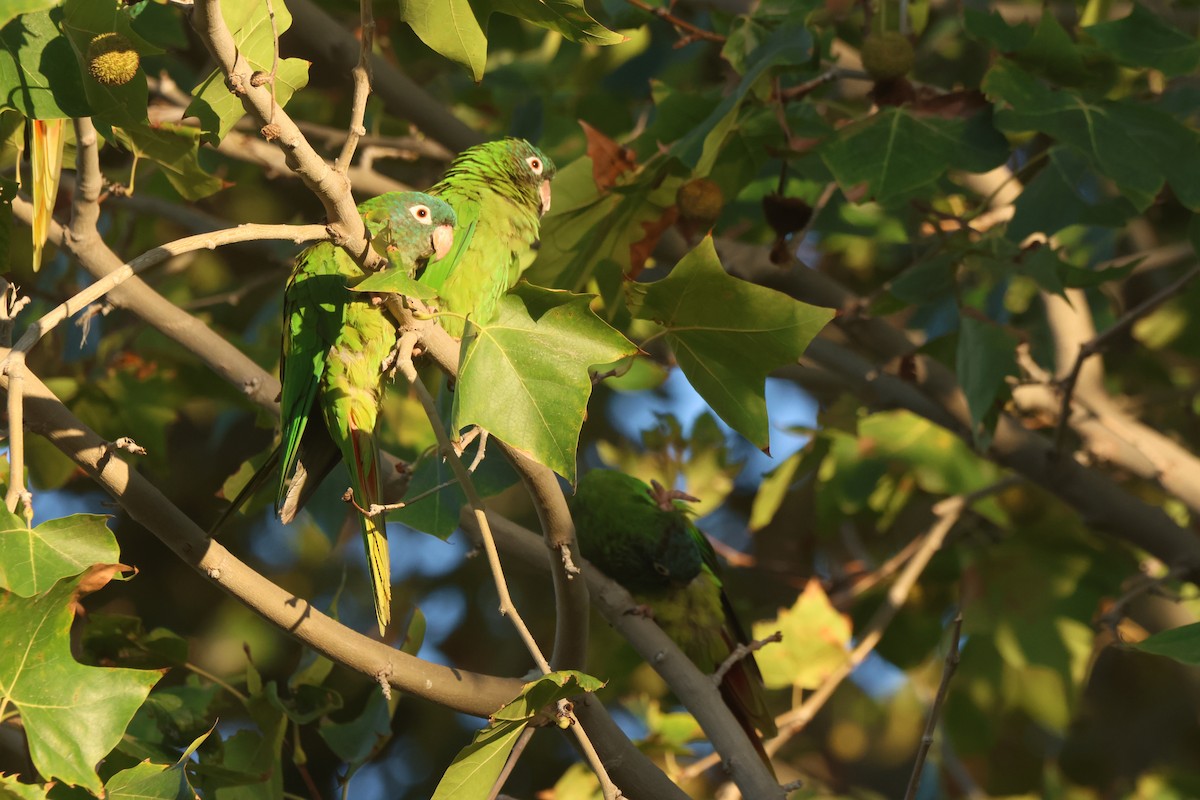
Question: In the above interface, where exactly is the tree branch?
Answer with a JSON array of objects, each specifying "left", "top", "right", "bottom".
[
  {"left": 477, "top": 512, "right": 787, "bottom": 800},
  {"left": 190, "top": 0, "right": 378, "bottom": 268},
  {"left": 902, "top": 613, "right": 963, "bottom": 800},
  {"left": 0, "top": 358, "right": 524, "bottom": 716}
]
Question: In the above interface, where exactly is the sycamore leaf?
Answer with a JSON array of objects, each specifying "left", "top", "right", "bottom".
[
  {"left": 0, "top": 0, "right": 56, "bottom": 29},
  {"left": 0, "top": 512, "right": 118, "bottom": 597},
  {"left": 398, "top": 0, "right": 623, "bottom": 83},
  {"left": 0, "top": 9, "right": 89, "bottom": 119},
  {"left": 111, "top": 123, "right": 224, "bottom": 201},
  {"left": 752, "top": 580, "right": 851, "bottom": 689},
  {"left": 1085, "top": 3, "right": 1200, "bottom": 77},
  {"left": 0, "top": 773, "right": 49, "bottom": 800},
  {"left": 454, "top": 285, "right": 637, "bottom": 482},
  {"left": 956, "top": 314, "right": 1018, "bottom": 446},
  {"left": 820, "top": 106, "right": 1008, "bottom": 204},
  {"left": 0, "top": 576, "right": 162, "bottom": 792},
  {"left": 1131, "top": 621, "right": 1200, "bottom": 666},
  {"left": 430, "top": 671, "right": 603, "bottom": 800},
  {"left": 351, "top": 267, "right": 439, "bottom": 299},
  {"left": 186, "top": 0, "right": 309, "bottom": 145},
  {"left": 984, "top": 60, "right": 1163, "bottom": 210},
  {"left": 626, "top": 237, "right": 835, "bottom": 452},
  {"left": 319, "top": 690, "right": 393, "bottom": 766},
  {"left": 103, "top": 759, "right": 191, "bottom": 800}
]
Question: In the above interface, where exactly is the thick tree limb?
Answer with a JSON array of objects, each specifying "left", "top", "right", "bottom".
[
  {"left": 0, "top": 359, "right": 524, "bottom": 716},
  {"left": 285, "top": 0, "right": 483, "bottom": 153}
]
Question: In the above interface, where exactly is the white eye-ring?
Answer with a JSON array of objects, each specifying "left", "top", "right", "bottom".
[
  {"left": 409, "top": 204, "right": 433, "bottom": 224},
  {"left": 526, "top": 156, "right": 543, "bottom": 176}
]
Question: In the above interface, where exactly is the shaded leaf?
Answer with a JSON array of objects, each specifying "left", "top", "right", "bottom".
[
  {"left": 626, "top": 237, "right": 834, "bottom": 451},
  {"left": 0, "top": 513, "right": 117, "bottom": 597},
  {"left": 0, "top": 9, "right": 89, "bottom": 119},
  {"left": 318, "top": 690, "right": 392, "bottom": 765},
  {"left": 0, "top": 576, "right": 162, "bottom": 792},
  {"left": 1132, "top": 621, "right": 1200, "bottom": 666},
  {"left": 111, "top": 123, "right": 224, "bottom": 201},
  {"left": 956, "top": 314, "right": 1018, "bottom": 445},
  {"left": 1085, "top": 3, "right": 1200, "bottom": 77},
  {"left": 820, "top": 107, "right": 1008, "bottom": 204},
  {"left": 985, "top": 60, "right": 1163, "bottom": 209},
  {"left": 104, "top": 760, "right": 190, "bottom": 800},
  {"left": 454, "top": 285, "right": 637, "bottom": 481}
]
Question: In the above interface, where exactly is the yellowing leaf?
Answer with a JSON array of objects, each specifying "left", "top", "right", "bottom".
[{"left": 752, "top": 580, "right": 851, "bottom": 689}]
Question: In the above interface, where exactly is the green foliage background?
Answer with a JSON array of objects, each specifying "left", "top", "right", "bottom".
[{"left": 1, "top": 0, "right": 1200, "bottom": 797}]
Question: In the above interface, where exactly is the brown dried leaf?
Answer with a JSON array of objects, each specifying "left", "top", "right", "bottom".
[{"left": 580, "top": 120, "right": 636, "bottom": 193}]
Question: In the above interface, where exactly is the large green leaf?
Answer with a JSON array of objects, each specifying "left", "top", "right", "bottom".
[
  {"left": 453, "top": 285, "right": 637, "bottom": 482},
  {"left": 1085, "top": 3, "right": 1200, "bottom": 77},
  {"left": 186, "top": 0, "right": 309, "bottom": 145},
  {"left": 820, "top": 107, "right": 1008, "bottom": 204},
  {"left": 984, "top": 60, "right": 1163, "bottom": 210},
  {"left": 1007, "top": 146, "right": 1138, "bottom": 241},
  {"left": 430, "top": 671, "right": 603, "bottom": 800},
  {"left": 0, "top": 576, "right": 162, "bottom": 792},
  {"left": 0, "top": 512, "right": 118, "bottom": 597},
  {"left": 0, "top": 0, "right": 54, "bottom": 32},
  {"left": 1132, "top": 622, "right": 1200, "bottom": 666},
  {"left": 0, "top": 9, "right": 89, "bottom": 119},
  {"left": 398, "top": 0, "right": 623, "bottom": 83},
  {"left": 626, "top": 237, "right": 835, "bottom": 452}
]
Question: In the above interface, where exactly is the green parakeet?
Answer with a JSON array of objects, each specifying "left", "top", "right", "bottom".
[
  {"left": 419, "top": 137, "right": 555, "bottom": 336},
  {"left": 571, "top": 469, "right": 777, "bottom": 764},
  {"left": 217, "top": 191, "right": 456, "bottom": 636}
]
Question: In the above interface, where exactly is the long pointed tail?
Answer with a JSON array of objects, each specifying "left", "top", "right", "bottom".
[
  {"left": 360, "top": 510, "right": 391, "bottom": 636},
  {"left": 210, "top": 445, "right": 281, "bottom": 537}
]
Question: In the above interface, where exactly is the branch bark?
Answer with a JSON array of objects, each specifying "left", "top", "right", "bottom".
[{"left": 0, "top": 358, "right": 524, "bottom": 716}]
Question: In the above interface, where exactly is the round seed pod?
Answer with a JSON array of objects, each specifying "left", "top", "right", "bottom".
[
  {"left": 861, "top": 32, "right": 914, "bottom": 82},
  {"left": 676, "top": 178, "right": 724, "bottom": 228},
  {"left": 87, "top": 32, "right": 139, "bottom": 87}
]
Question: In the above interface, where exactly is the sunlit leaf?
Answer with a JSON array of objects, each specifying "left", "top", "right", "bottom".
[
  {"left": 454, "top": 285, "right": 637, "bottom": 482},
  {"left": 626, "top": 237, "right": 834, "bottom": 451},
  {"left": 0, "top": 576, "right": 162, "bottom": 792},
  {"left": 0, "top": 513, "right": 118, "bottom": 597}
]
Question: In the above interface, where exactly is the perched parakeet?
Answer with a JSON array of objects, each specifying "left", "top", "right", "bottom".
[
  {"left": 419, "top": 137, "right": 555, "bottom": 336},
  {"left": 571, "top": 469, "right": 777, "bottom": 764},
  {"left": 217, "top": 191, "right": 455, "bottom": 636}
]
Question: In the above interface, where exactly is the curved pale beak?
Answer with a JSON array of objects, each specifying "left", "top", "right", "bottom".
[
  {"left": 432, "top": 223, "right": 454, "bottom": 260},
  {"left": 539, "top": 179, "right": 552, "bottom": 217}
]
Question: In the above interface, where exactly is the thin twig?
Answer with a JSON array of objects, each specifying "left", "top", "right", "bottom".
[
  {"left": 392, "top": 333, "right": 622, "bottom": 800},
  {"left": 0, "top": 223, "right": 328, "bottom": 369},
  {"left": 264, "top": 0, "right": 279, "bottom": 122},
  {"left": 336, "top": 0, "right": 374, "bottom": 173},
  {"left": 712, "top": 631, "right": 782, "bottom": 686},
  {"left": 1053, "top": 264, "right": 1200, "bottom": 454},
  {"left": 624, "top": 0, "right": 725, "bottom": 43},
  {"left": 902, "top": 613, "right": 963, "bottom": 800},
  {"left": 487, "top": 727, "right": 537, "bottom": 800}
]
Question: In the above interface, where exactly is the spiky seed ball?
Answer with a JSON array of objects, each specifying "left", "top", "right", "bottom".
[
  {"left": 861, "top": 32, "right": 914, "bottom": 81},
  {"left": 676, "top": 178, "right": 723, "bottom": 227},
  {"left": 87, "top": 32, "right": 139, "bottom": 86}
]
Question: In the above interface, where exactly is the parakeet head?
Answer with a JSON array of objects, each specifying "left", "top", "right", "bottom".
[
  {"left": 435, "top": 137, "right": 556, "bottom": 217},
  {"left": 572, "top": 469, "right": 704, "bottom": 593},
  {"left": 359, "top": 191, "right": 457, "bottom": 265}
]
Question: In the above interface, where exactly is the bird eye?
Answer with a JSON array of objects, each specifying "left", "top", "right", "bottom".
[
  {"left": 409, "top": 204, "right": 432, "bottom": 224},
  {"left": 526, "top": 156, "right": 543, "bottom": 176},
  {"left": 652, "top": 562, "right": 670, "bottom": 577}
]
